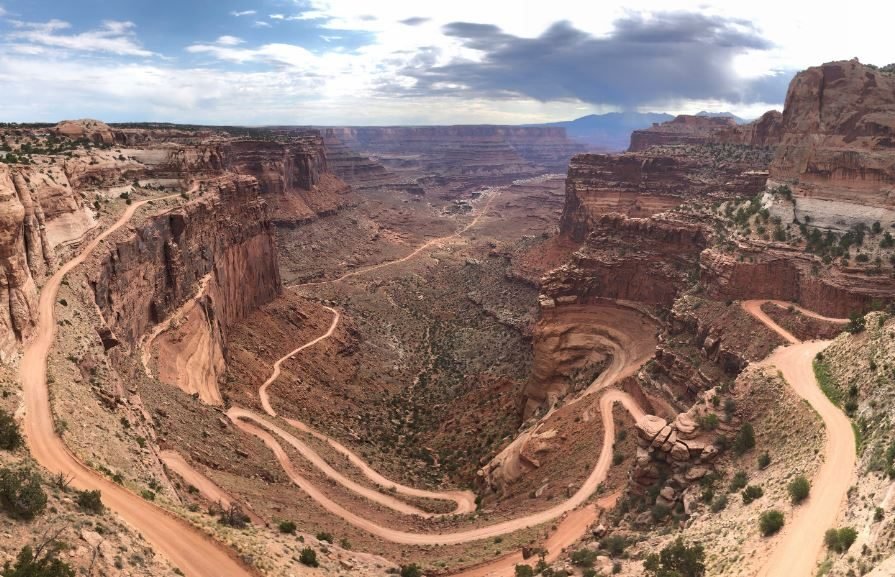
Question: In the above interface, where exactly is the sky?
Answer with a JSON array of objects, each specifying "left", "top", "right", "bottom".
[{"left": 0, "top": 0, "right": 892, "bottom": 125}]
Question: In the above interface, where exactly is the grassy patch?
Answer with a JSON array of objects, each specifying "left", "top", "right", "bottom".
[{"left": 813, "top": 358, "right": 842, "bottom": 406}]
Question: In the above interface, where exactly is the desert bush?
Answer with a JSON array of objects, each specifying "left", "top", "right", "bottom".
[
  {"left": 599, "top": 534, "right": 628, "bottom": 556},
  {"left": 400, "top": 564, "right": 423, "bottom": 577},
  {"left": 216, "top": 503, "right": 248, "bottom": 528},
  {"left": 788, "top": 476, "right": 810, "bottom": 505},
  {"left": 757, "top": 452, "right": 771, "bottom": 470},
  {"left": 0, "top": 410, "right": 23, "bottom": 450},
  {"left": 824, "top": 527, "right": 857, "bottom": 553},
  {"left": 76, "top": 490, "right": 103, "bottom": 514},
  {"left": 0, "top": 468, "right": 47, "bottom": 520},
  {"left": 759, "top": 510, "right": 784, "bottom": 536},
  {"left": 2, "top": 542, "right": 75, "bottom": 577},
  {"left": 741, "top": 485, "right": 764, "bottom": 505},
  {"left": 316, "top": 531, "right": 333, "bottom": 543},
  {"left": 644, "top": 537, "right": 705, "bottom": 577},
  {"left": 571, "top": 548, "right": 597, "bottom": 567},
  {"left": 728, "top": 471, "right": 748, "bottom": 492},
  {"left": 298, "top": 547, "right": 318, "bottom": 567},
  {"left": 733, "top": 423, "right": 756, "bottom": 455},
  {"left": 278, "top": 520, "right": 296, "bottom": 534},
  {"left": 514, "top": 566, "right": 534, "bottom": 577}
]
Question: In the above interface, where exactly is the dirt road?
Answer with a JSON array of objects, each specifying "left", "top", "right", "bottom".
[
  {"left": 291, "top": 184, "right": 502, "bottom": 288},
  {"left": 20, "top": 194, "right": 255, "bottom": 577},
  {"left": 743, "top": 301, "right": 856, "bottom": 577}
]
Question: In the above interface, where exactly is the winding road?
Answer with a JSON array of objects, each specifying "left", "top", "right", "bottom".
[
  {"left": 19, "top": 193, "right": 255, "bottom": 577},
  {"left": 31, "top": 181, "right": 856, "bottom": 576},
  {"left": 742, "top": 301, "right": 855, "bottom": 577}
]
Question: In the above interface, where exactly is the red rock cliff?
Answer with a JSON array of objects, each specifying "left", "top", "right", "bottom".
[{"left": 91, "top": 175, "right": 281, "bottom": 348}]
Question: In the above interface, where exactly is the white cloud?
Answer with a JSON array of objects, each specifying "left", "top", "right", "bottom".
[
  {"left": 230, "top": 10, "right": 256, "bottom": 17},
  {"left": 0, "top": 6, "right": 6, "bottom": 17},
  {"left": 7, "top": 19, "right": 155, "bottom": 57},
  {"left": 215, "top": 35, "right": 244, "bottom": 46},
  {"left": 252, "top": 20, "right": 272, "bottom": 28}
]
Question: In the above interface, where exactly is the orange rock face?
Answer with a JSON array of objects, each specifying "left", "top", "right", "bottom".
[{"left": 770, "top": 59, "right": 895, "bottom": 212}]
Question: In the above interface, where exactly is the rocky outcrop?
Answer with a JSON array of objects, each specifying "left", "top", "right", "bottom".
[
  {"left": 561, "top": 150, "right": 769, "bottom": 241},
  {"left": 53, "top": 119, "right": 117, "bottom": 145},
  {"left": 92, "top": 174, "right": 281, "bottom": 348},
  {"left": 0, "top": 166, "right": 45, "bottom": 360},
  {"left": 169, "top": 135, "right": 352, "bottom": 223},
  {"left": 717, "top": 110, "right": 784, "bottom": 147},
  {"left": 321, "top": 129, "right": 397, "bottom": 191},
  {"left": 544, "top": 214, "right": 710, "bottom": 306},
  {"left": 769, "top": 60, "right": 895, "bottom": 224},
  {"left": 629, "top": 115, "right": 738, "bottom": 151},
  {"left": 699, "top": 245, "right": 891, "bottom": 317}
]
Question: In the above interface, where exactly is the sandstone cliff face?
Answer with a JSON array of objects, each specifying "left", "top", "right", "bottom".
[
  {"left": 629, "top": 115, "right": 738, "bottom": 151},
  {"left": 543, "top": 214, "right": 709, "bottom": 306},
  {"left": 169, "top": 135, "right": 351, "bottom": 223},
  {"left": 629, "top": 113, "right": 784, "bottom": 151},
  {"left": 92, "top": 174, "right": 281, "bottom": 348},
  {"left": 699, "top": 245, "right": 890, "bottom": 317},
  {"left": 561, "top": 150, "right": 770, "bottom": 242},
  {"left": 0, "top": 166, "right": 45, "bottom": 360},
  {"left": 770, "top": 60, "right": 895, "bottom": 214}
]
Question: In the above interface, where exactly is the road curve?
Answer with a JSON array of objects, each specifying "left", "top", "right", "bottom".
[
  {"left": 743, "top": 301, "right": 856, "bottom": 577},
  {"left": 20, "top": 194, "right": 255, "bottom": 577},
  {"left": 231, "top": 387, "right": 646, "bottom": 545},
  {"left": 256, "top": 306, "right": 477, "bottom": 516}
]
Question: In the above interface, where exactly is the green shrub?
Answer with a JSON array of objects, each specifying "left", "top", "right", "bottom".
[
  {"left": 824, "top": 527, "right": 857, "bottom": 553},
  {"left": 0, "top": 410, "right": 23, "bottom": 450},
  {"left": 400, "top": 564, "right": 423, "bottom": 577},
  {"left": 741, "top": 485, "right": 764, "bottom": 505},
  {"left": 728, "top": 471, "right": 748, "bottom": 492},
  {"left": 644, "top": 537, "right": 705, "bottom": 577},
  {"left": 315, "top": 531, "right": 333, "bottom": 543},
  {"left": 0, "top": 468, "right": 47, "bottom": 520},
  {"left": 733, "top": 423, "right": 756, "bottom": 455},
  {"left": 76, "top": 490, "right": 104, "bottom": 514},
  {"left": 599, "top": 534, "right": 628, "bottom": 556},
  {"left": 698, "top": 413, "right": 719, "bottom": 431},
  {"left": 2, "top": 543, "right": 75, "bottom": 577},
  {"left": 788, "top": 476, "right": 810, "bottom": 505},
  {"left": 710, "top": 494, "right": 728, "bottom": 513},
  {"left": 514, "top": 566, "right": 534, "bottom": 577},
  {"left": 298, "top": 548, "right": 318, "bottom": 567},
  {"left": 570, "top": 548, "right": 597, "bottom": 568},
  {"left": 278, "top": 520, "right": 296, "bottom": 534},
  {"left": 757, "top": 452, "right": 771, "bottom": 470},
  {"left": 759, "top": 510, "right": 784, "bottom": 536}
]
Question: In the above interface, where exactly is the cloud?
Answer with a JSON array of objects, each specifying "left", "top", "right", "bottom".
[
  {"left": 187, "top": 41, "right": 316, "bottom": 70},
  {"left": 230, "top": 10, "right": 257, "bottom": 17},
  {"left": 0, "top": 6, "right": 6, "bottom": 17},
  {"left": 7, "top": 19, "right": 155, "bottom": 57},
  {"left": 253, "top": 20, "right": 272, "bottom": 28},
  {"left": 398, "top": 11, "right": 790, "bottom": 108},
  {"left": 399, "top": 17, "right": 430, "bottom": 26},
  {"left": 215, "top": 35, "right": 244, "bottom": 46}
]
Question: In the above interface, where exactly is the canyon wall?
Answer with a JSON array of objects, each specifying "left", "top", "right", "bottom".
[
  {"left": 543, "top": 214, "right": 709, "bottom": 306},
  {"left": 92, "top": 174, "right": 281, "bottom": 347},
  {"left": 561, "top": 149, "right": 770, "bottom": 241},
  {"left": 700, "top": 246, "right": 891, "bottom": 317},
  {"left": 768, "top": 59, "right": 895, "bottom": 228},
  {"left": 629, "top": 113, "right": 783, "bottom": 151}
]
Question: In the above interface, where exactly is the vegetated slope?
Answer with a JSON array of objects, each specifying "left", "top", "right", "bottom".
[{"left": 816, "top": 311, "right": 895, "bottom": 575}]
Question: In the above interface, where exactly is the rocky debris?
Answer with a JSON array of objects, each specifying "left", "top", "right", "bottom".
[{"left": 631, "top": 404, "right": 722, "bottom": 513}]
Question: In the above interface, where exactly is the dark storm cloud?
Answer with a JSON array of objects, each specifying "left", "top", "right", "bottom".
[
  {"left": 397, "top": 12, "right": 792, "bottom": 107},
  {"left": 400, "top": 17, "right": 431, "bottom": 26}
]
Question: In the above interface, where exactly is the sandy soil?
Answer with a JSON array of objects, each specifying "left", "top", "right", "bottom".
[{"left": 20, "top": 192, "right": 256, "bottom": 577}]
